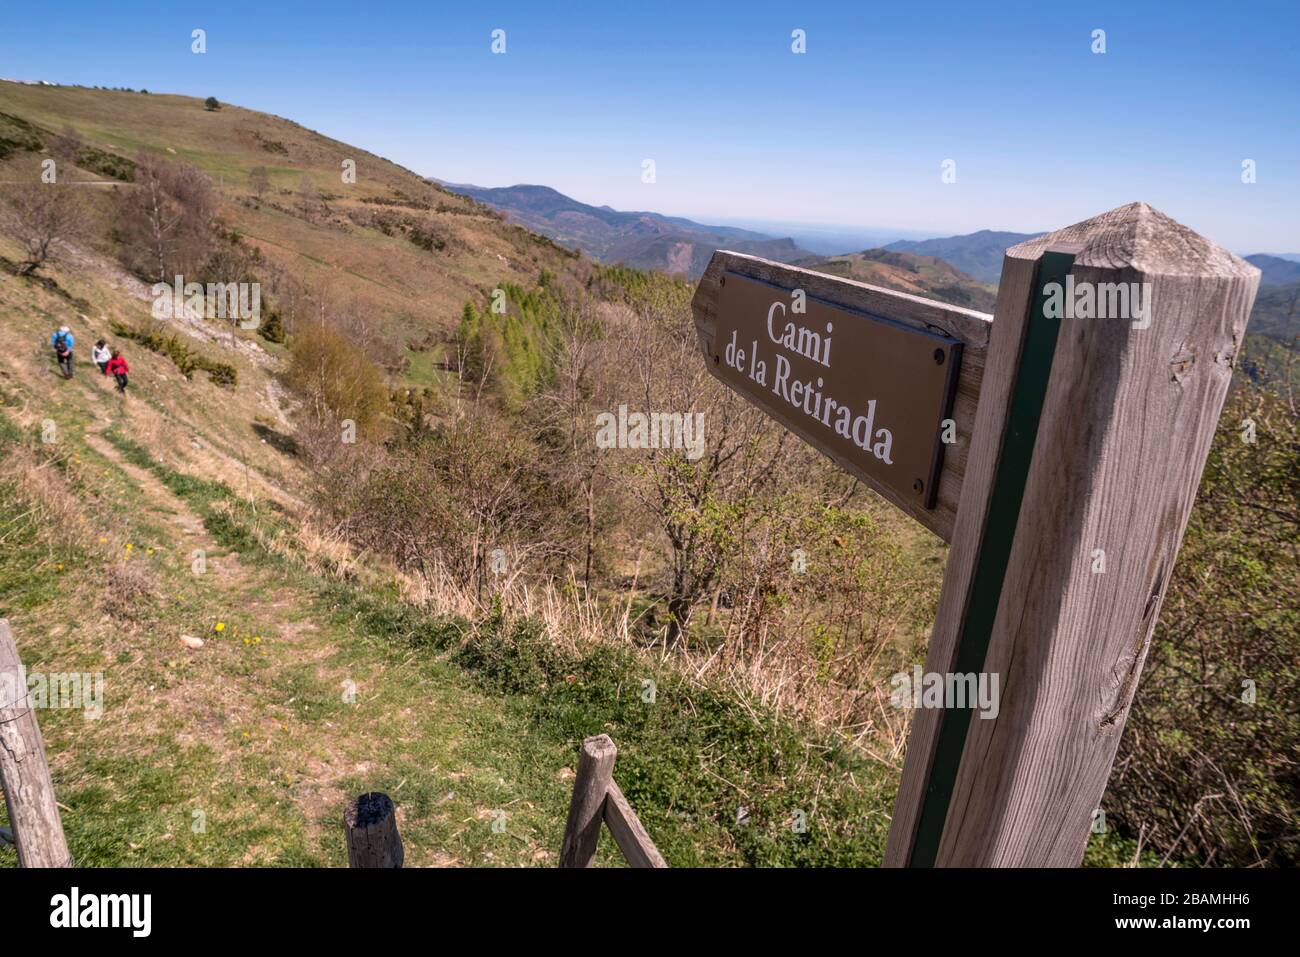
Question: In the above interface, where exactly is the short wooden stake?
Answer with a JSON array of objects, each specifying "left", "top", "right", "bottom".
[
  {"left": 559, "top": 733, "right": 616, "bottom": 867},
  {"left": 604, "top": 779, "right": 668, "bottom": 868},
  {"left": 344, "top": 791, "right": 404, "bottom": 868},
  {"left": 0, "top": 618, "right": 74, "bottom": 867}
]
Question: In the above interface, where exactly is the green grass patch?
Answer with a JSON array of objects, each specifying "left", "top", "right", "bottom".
[
  {"left": 318, "top": 586, "right": 894, "bottom": 866},
  {"left": 111, "top": 438, "right": 895, "bottom": 865},
  {"left": 102, "top": 428, "right": 233, "bottom": 512}
]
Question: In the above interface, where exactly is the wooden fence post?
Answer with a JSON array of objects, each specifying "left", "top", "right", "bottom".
[
  {"left": 0, "top": 618, "right": 73, "bottom": 867},
  {"left": 885, "top": 203, "right": 1260, "bottom": 866},
  {"left": 559, "top": 733, "right": 616, "bottom": 867},
  {"left": 604, "top": 779, "right": 668, "bottom": 868},
  {"left": 344, "top": 791, "right": 403, "bottom": 867}
]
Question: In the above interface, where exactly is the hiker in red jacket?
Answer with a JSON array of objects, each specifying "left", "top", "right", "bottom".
[{"left": 106, "top": 350, "right": 129, "bottom": 394}]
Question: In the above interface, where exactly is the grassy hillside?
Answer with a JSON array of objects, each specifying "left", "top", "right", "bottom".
[
  {"left": 0, "top": 188, "right": 900, "bottom": 868},
  {"left": 1, "top": 82, "right": 1293, "bottom": 870},
  {"left": 0, "top": 80, "right": 584, "bottom": 366},
  {"left": 0, "top": 82, "right": 906, "bottom": 867}
]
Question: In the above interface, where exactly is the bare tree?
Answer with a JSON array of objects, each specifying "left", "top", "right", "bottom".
[
  {"left": 49, "top": 124, "right": 83, "bottom": 169},
  {"left": 603, "top": 288, "right": 792, "bottom": 646},
  {"left": 3, "top": 179, "right": 87, "bottom": 276},
  {"left": 538, "top": 295, "right": 608, "bottom": 589},
  {"left": 297, "top": 174, "right": 326, "bottom": 223},
  {"left": 202, "top": 243, "right": 256, "bottom": 344},
  {"left": 115, "top": 152, "right": 216, "bottom": 282},
  {"left": 248, "top": 166, "right": 271, "bottom": 202}
]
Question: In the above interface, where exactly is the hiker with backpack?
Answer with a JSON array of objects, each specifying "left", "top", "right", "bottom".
[
  {"left": 92, "top": 339, "right": 112, "bottom": 375},
  {"left": 50, "top": 326, "right": 75, "bottom": 378},
  {"left": 106, "top": 350, "right": 129, "bottom": 394}
]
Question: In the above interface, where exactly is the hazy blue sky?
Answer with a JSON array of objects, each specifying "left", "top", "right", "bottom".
[{"left": 2, "top": 1, "right": 1297, "bottom": 251}]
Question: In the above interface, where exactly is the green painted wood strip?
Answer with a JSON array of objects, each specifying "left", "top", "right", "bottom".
[{"left": 907, "top": 249, "right": 1075, "bottom": 867}]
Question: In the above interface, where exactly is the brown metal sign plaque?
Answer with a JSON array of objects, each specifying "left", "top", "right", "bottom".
[{"left": 706, "top": 272, "right": 961, "bottom": 509}]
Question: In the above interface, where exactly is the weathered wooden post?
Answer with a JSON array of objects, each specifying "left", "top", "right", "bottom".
[
  {"left": 344, "top": 791, "right": 404, "bottom": 867},
  {"left": 0, "top": 618, "right": 74, "bottom": 867},
  {"left": 691, "top": 202, "right": 1260, "bottom": 867},
  {"left": 559, "top": 733, "right": 616, "bottom": 867},
  {"left": 557, "top": 734, "right": 668, "bottom": 867},
  {"left": 884, "top": 204, "right": 1258, "bottom": 866}
]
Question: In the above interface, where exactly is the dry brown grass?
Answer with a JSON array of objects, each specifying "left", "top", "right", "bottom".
[
  {"left": 100, "top": 560, "right": 158, "bottom": 620},
  {"left": 388, "top": 555, "right": 916, "bottom": 765},
  {"left": 289, "top": 521, "right": 359, "bottom": 579},
  {"left": 233, "top": 505, "right": 363, "bottom": 582},
  {"left": 0, "top": 443, "right": 100, "bottom": 553}
]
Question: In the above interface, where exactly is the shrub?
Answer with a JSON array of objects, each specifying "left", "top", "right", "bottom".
[
  {"left": 76, "top": 145, "right": 136, "bottom": 182},
  {"left": 336, "top": 406, "right": 565, "bottom": 587},
  {"left": 110, "top": 320, "right": 238, "bottom": 387},
  {"left": 252, "top": 132, "right": 288, "bottom": 155},
  {"left": 257, "top": 307, "right": 286, "bottom": 343},
  {"left": 285, "top": 322, "right": 388, "bottom": 442},
  {"left": 102, "top": 562, "right": 158, "bottom": 621},
  {"left": 205, "top": 363, "right": 237, "bottom": 387},
  {"left": 0, "top": 111, "right": 45, "bottom": 159},
  {"left": 407, "top": 222, "right": 445, "bottom": 251},
  {"left": 1106, "top": 384, "right": 1300, "bottom": 866}
]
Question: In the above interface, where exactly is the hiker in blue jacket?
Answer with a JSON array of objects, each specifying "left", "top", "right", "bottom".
[{"left": 51, "top": 326, "right": 75, "bottom": 378}]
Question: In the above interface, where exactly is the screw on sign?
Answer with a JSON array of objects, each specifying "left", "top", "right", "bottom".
[{"left": 691, "top": 203, "right": 1260, "bottom": 867}]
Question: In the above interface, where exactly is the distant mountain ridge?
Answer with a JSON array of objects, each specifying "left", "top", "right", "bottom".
[
  {"left": 1247, "top": 280, "right": 1300, "bottom": 340},
  {"left": 437, "top": 181, "right": 812, "bottom": 278},
  {"left": 793, "top": 248, "right": 998, "bottom": 313},
  {"left": 435, "top": 181, "right": 1299, "bottom": 348},
  {"left": 884, "top": 229, "right": 1042, "bottom": 284},
  {"left": 1245, "top": 254, "right": 1300, "bottom": 286}
]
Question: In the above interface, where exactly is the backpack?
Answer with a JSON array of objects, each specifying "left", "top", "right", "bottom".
[{"left": 54, "top": 332, "right": 71, "bottom": 354}]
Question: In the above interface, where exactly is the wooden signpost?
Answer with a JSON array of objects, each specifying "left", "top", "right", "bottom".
[
  {"left": 708, "top": 273, "right": 964, "bottom": 513},
  {"left": 697, "top": 254, "right": 993, "bottom": 541},
  {"left": 692, "top": 202, "right": 1260, "bottom": 867}
]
